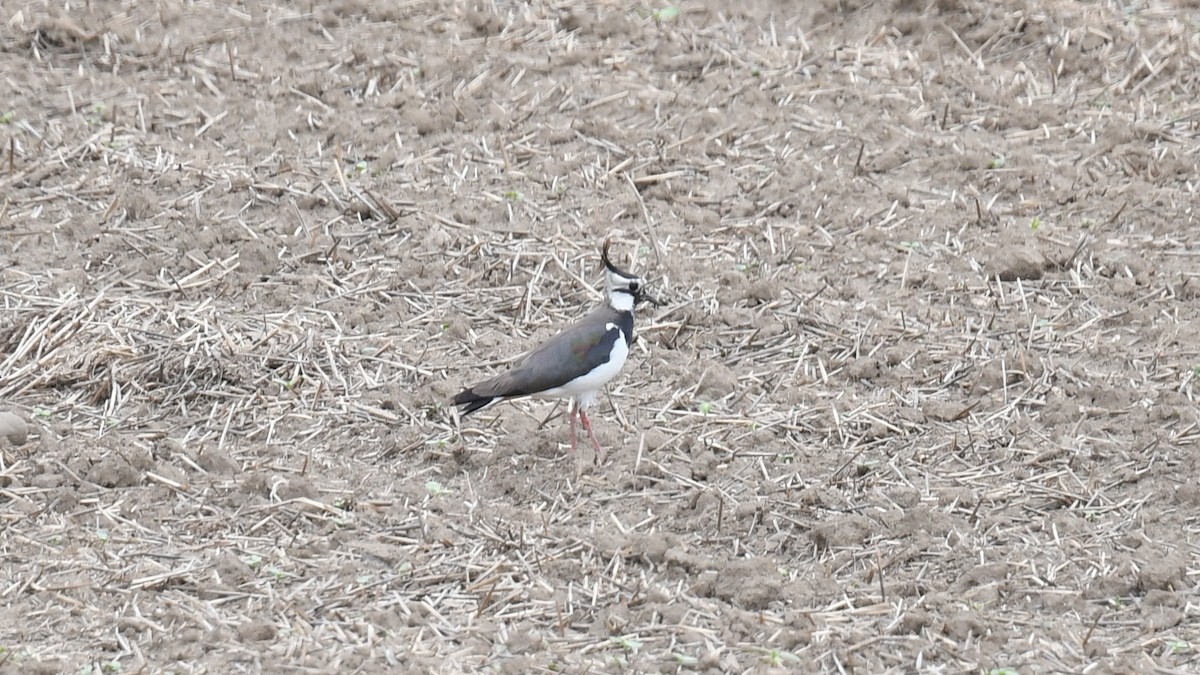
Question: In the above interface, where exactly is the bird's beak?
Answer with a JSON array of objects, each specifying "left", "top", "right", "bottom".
[{"left": 637, "top": 288, "right": 663, "bottom": 306}]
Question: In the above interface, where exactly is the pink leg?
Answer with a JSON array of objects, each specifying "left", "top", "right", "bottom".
[
  {"left": 578, "top": 409, "right": 605, "bottom": 464},
  {"left": 568, "top": 406, "right": 579, "bottom": 454}
]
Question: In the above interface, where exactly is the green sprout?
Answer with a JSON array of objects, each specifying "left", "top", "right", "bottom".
[
  {"left": 757, "top": 648, "right": 800, "bottom": 666},
  {"left": 751, "top": 67, "right": 761, "bottom": 77},
  {"left": 612, "top": 635, "right": 642, "bottom": 652},
  {"left": 670, "top": 653, "right": 698, "bottom": 666},
  {"left": 652, "top": 6, "right": 680, "bottom": 22},
  {"left": 734, "top": 260, "right": 765, "bottom": 274},
  {"left": 86, "top": 103, "right": 107, "bottom": 125},
  {"left": 425, "top": 480, "right": 449, "bottom": 496},
  {"left": 1191, "top": 364, "right": 1200, "bottom": 377},
  {"left": 1030, "top": 216, "right": 1042, "bottom": 232},
  {"left": 425, "top": 435, "right": 451, "bottom": 449},
  {"left": 96, "top": 529, "right": 109, "bottom": 543},
  {"left": 245, "top": 555, "right": 262, "bottom": 569},
  {"left": 277, "top": 375, "right": 303, "bottom": 391},
  {"left": 699, "top": 401, "right": 713, "bottom": 415},
  {"left": 503, "top": 190, "right": 523, "bottom": 202},
  {"left": 987, "top": 669, "right": 1020, "bottom": 675},
  {"left": 0, "top": 111, "right": 14, "bottom": 124},
  {"left": 988, "top": 156, "right": 1005, "bottom": 170},
  {"left": 259, "top": 564, "right": 284, "bottom": 581}
]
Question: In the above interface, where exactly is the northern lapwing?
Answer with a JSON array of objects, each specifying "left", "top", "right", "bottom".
[{"left": 452, "top": 239, "right": 655, "bottom": 463}]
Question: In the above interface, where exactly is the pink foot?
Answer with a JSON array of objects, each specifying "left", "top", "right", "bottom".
[{"left": 578, "top": 409, "right": 605, "bottom": 464}]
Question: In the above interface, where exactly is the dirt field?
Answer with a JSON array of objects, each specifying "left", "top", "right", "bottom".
[{"left": 1, "top": 0, "right": 1199, "bottom": 672}]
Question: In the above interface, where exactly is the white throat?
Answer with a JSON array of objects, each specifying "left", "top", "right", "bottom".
[{"left": 608, "top": 289, "right": 635, "bottom": 312}]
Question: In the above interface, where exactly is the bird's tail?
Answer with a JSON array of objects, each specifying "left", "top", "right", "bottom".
[{"left": 452, "top": 388, "right": 499, "bottom": 416}]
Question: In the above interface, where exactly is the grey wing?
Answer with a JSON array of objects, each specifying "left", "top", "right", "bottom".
[{"left": 469, "top": 317, "right": 621, "bottom": 398}]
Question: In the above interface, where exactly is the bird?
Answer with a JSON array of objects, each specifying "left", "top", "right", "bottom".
[{"left": 452, "top": 238, "right": 655, "bottom": 463}]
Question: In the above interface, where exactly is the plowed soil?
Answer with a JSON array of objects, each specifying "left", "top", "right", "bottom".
[{"left": 2, "top": 0, "right": 1199, "bottom": 673}]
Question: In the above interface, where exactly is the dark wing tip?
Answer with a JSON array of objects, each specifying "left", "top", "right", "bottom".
[{"left": 452, "top": 388, "right": 494, "bottom": 416}]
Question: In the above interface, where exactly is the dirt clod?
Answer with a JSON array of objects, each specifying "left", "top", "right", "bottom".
[
  {"left": 0, "top": 412, "right": 29, "bottom": 446},
  {"left": 85, "top": 456, "right": 140, "bottom": 488},
  {"left": 236, "top": 620, "right": 277, "bottom": 642},
  {"left": 810, "top": 515, "right": 874, "bottom": 549},
  {"left": 983, "top": 245, "right": 1046, "bottom": 281},
  {"left": 1136, "top": 551, "right": 1188, "bottom": 592}
]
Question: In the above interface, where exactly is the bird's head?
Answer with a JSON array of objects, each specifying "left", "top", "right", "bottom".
[{"left": 602, "top": 238, "right": 658, "bottom": 311}]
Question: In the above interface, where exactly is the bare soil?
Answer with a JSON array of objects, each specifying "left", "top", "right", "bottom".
[{"left": 2, "top": 0, "right": 1199, "bottom": 673}]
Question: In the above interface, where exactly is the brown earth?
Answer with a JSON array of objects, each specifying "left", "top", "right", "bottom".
[{"left": 1, "top": 0, "right": 1199, "bottom": 673}]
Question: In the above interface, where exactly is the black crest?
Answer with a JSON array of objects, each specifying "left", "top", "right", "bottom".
[{"left": 601, "top": 238, "right": 638, "bottom": 280}]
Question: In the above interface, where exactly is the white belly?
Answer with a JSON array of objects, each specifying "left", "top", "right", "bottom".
[{"left": 535, "top": 326, "right": 629, "bottom": 410}]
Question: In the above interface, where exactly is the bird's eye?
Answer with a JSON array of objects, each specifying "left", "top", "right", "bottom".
[{"left": 629, "top": 281, "right": 640, "bottom": 292}]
